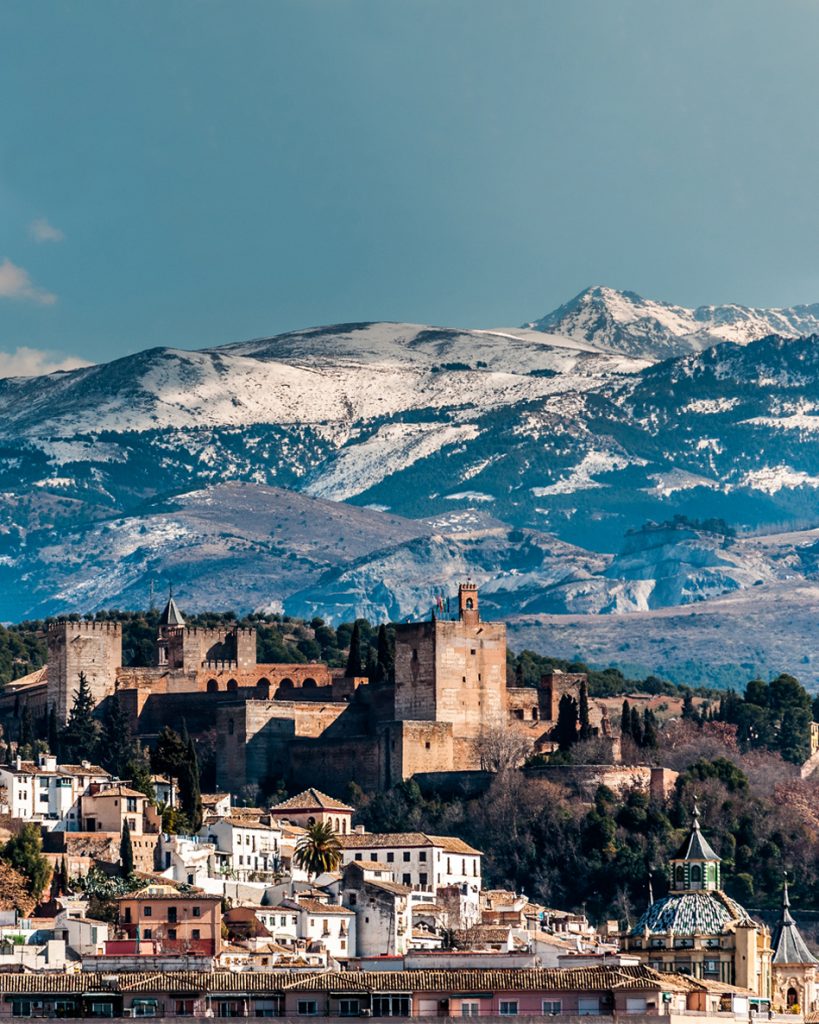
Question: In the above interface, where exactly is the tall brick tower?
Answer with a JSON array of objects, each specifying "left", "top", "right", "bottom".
[
  {"left": 393, "top": 583, "right": 507, "bottom": 753},
  {"left": 47, "top": 622, "right": 122, "bottom": 725}
]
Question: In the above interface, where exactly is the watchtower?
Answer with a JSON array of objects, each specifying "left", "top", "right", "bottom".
[{"left": 47, "top": 621, "right": 122, "bottom": 725}]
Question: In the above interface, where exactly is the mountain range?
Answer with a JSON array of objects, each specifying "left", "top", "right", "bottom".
[{"left": 3, "top": 285, "right": 819, "bottom": 688}]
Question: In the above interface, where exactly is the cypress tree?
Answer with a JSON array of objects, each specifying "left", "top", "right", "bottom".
[
  {"left": 178, "top": 735, "right": 202, "bottom": 832},
  {"left": 682, "top": 689, "right": 696, "bottom": 721},
  {"left": 19, "top": 706, "right": 33, "bottom": 751},
  {"left": 345, "top": 621, "right": 363, "bottom": 677},
  {"left": 120, "top": 821, "right": 134, "bottom": 876},
  {"left": 642, "top": 708, "right": 658, "bottom": 749},
  {"left": 621, "top": 700, "right": 632, "bottom": 739},
  {"left": 60, "top": 856, "right": 69, "bottom": 894},
  {"left": 556, "top": 694, "right": 579, "bottom": 752},
  {"left": 630, "top": 706, "right": 644, "bottom": 747},
  {"left": 47, "top": 706, "right": 59, "bottom": 757},
  {"left": 578, "top": 681, "right": 592, "bottom": 741},
  {"left": 100, "top": 691, "right": 134, "bottom": 779},
  {"left": 374, "top": 624, "right": 394, "bottom": 684}
]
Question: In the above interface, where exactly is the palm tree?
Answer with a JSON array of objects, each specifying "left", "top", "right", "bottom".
[{"left": 294, "top": 821, "right": 342, "bottom": 879}]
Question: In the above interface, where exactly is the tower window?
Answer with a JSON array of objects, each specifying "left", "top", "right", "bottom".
[
  {"left": 690, "top": 864, "right": 702, "bottom": 883},
  {"left": 466, "top": 598, "right": 474, "bottom": 610},
  {"left": 411, "top": 649, "right": 418, "bottom": 662}
]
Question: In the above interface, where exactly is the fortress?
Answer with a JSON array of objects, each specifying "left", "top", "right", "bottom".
[{"left": 3, "top": 585, "right": 611, "bottom": 797}]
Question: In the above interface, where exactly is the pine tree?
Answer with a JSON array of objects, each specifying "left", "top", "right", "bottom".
[
  {"left": 120, "top": 821, "right": 134, "bottom": 877},
  {"left": 126, "top": 745, "right": 156, "bottom": 801},
  {"left": 578, "top": 681, "right": 592, "bottom": 742},
  {"left": 59, "top": 673, "right": 99, "bottom": 764},
  {"left": 2, "top": 823, "right": 51, "bottom": 902},
  {"left": 555, "top": 694, "right": 579, "bottom": 752},
  {"left": 47, "top": 706, "right": 59, "bottom": 757},
  {"left": 345, "top": 621, "right": 363, "bottom": 677},
  {"left": 59, "top": 856, "right": 69, "bottom": 894},
  {"left": 630, "top": 706, "right": 644, "bottom": 747},
  {"left": 152, "top": 725, "right": 188, "bottom": 777},
  {"left": 621, "top": 700, "right": 632, "bottom": 739}
]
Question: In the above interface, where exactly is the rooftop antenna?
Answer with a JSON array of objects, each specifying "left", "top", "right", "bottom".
[{"left": 148, "top": 578, "right": 156, "bottom": 613}]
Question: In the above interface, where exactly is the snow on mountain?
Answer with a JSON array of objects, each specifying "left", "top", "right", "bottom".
[{"left": 527, "top": 285, "right": 819, "bottom": 359}]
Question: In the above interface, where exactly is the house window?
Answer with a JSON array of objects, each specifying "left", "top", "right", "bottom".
[
  {"left": 419, "top": 851, "right": 427, "bottom": 862},
  {"left": 625, "top": 999, "right": 647, "bottom": 1014},
  {"left": 372, "top": 996, "right": 410, "bottom": 1017},
  {"left": 349, "top": 894, "right": 357, "bottom": 906},
  {"left": 254, "top": 999, "right": 282, "bottom": 1018},
  {"left": 370, "top": 853, "right": 377, "bottom": 861},
  {"left": 132, "top": 999, "right": 158, "bottom": 1017},
  {"left": 419, "top": 873, "right": 428, "bottom": 887},
  {"left": 387, "top": 852, "right": 394, "bottom": 863},
  {"left": 124, "top": 908, "right": 132, "bottom": 924},
  {"left": 176, "top": 1001, "right": 195, "bottom": 1016},
  {"left": 192, "top": 929, "right": 200, "bottom": 940},
  {"left": 403, "top": 852, "right": 411, "bottom": 862},
  {"left": 355, "top": 853, "right": 362, "bottom": 862},
  {"left": 403, "top": 873, "right": 411, "bottom": 886},
  {"left": 578, "top": 998, "right": 601, "bottom": 1016},
  {"left": 192, "top": 906, "right": 201, "bottom": 917},
  {"left": 297, "top": 1002, "right": 318, "bottom": 1016},
  {"left": 499, "top": 1002, "right": 518, "bottom": 1016},
  {"left": 543, "top": 1002, "right": 562, "bottom": 1015},
  {"left": 461, "top": 1003, "right": 479, "bottom": 1017},
  {"left": 168, "top": 907, "right": 178, "bottom": 923},
  {"left": 143, "top": 906, "right": 152, "bottom": 917},
  {"left": 218, "top": 1001, "right": 243, "bottom": 1018},
  {"left": 339, "top": 1000, "right": 360, "bottom": 1017},
  {"left": 168, "top": 928, "right": 177, "bottom": 940},
  {"left": 127, "top": 797, "right": 137, "bottom": 812},
  {"left": 143, "top": 929, "right": 152, "bottom": 939}
]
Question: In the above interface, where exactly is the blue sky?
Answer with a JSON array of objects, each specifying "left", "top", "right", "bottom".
[{"left": 2, "top": 0, "right": 819, "bottom": 370}]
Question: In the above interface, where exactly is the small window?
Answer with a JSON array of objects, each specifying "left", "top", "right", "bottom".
[
  {"left": 339, "top": 999, "right": 359, "bottom": 1017},
  {"left": 192, "top": 929, "right": 200, "bottom": 940},
  {"left": 543, "top": 1002, "right": 562, "bottom": 1016},
  {"left": 143, "top": 928, "right": 152, "bottom": 939},
  {"left": 411, "top": 649, "right": 418, "bottom": 662},
  {"left": 419, "top": 851, "right": 427, "bottom": 862},
  {"left": 403, "top": 873, "right": 411, "bottom": 886},
  {"left": 192, "top": 906, "right": 201, "bottom": 917},
  {"left": 500, "top": 1002, "right": 518, "bottom": 1016},
  {"left": 578, "top": 998, "right": 601, "bottom": 1016},
  {"left": 354, "top": 853, "right": 362, "bottom": 862},
  {"left": 403, "top": 851, "right": 411, "bottom": 862},
  {"left": 461, "top": 1004, "right": 479, "bottom": 1017},
  {"left": 298, "top": 1002, "right": 318, "bottom": 1016},
  {"left": 386, "top": 852, "right": 394, "bottom": 863},
  {"left": 168, "top": 928, "right": 177, "bottom": 940},
  {"left": 143, "top": 906, "right": 152, "bottom": 917}
]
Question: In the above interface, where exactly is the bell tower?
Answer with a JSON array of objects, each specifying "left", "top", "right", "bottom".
[
  {"left": 458, "top": 582, "right": 479, "bottom": 627},
  {"left": 669, "top": 799, "right": 721, "bottom": 893}
]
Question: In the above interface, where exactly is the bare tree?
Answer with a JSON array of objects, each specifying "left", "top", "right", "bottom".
[{"left": 474, "top": 724, "right": 533, "bottom": 772}]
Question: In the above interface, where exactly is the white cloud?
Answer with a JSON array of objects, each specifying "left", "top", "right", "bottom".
[
  {"left": 0, "top": 347, "right": 92, "bottom": 379},
  {"left": 29, "top": 218, "right": 65, "bottom": 243},
  {"left": 0, "top": 258, "right": 57, "bottom": 305}
]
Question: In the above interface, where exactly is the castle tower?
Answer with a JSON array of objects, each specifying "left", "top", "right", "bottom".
[
  {"left": 47, "top": 621, "right": 122, "bottom": 725},
  {"left": 669, "top": 799, "right": 721, "bottom": 892},
  {"left": 157, "top": 592, "right": 186, "bottom": 669},
  {"left": 458, "top": 582, "right": 479, "bottom": 627},
  {"left": 771, "top": 877, "right": 819, "bottom": 1011},
  {"left": 393, "top": 585, "right": 507, "bottom": 753}
]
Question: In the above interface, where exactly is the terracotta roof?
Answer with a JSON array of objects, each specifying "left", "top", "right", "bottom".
[
  {"left": 0, "top": 965, "right": 693, "bottom": 995},
  {"left": 87, "top": 784, "right": 147, "bottom": 799},
  {"left": 202, "top": 793, "right": 230, "bottom": 805},
  {"left": 271, "top": 788, "right": 354, "bottom": 813},
  {"left": 296, "top": 899, "right": 354, "bottom": 916},
  {"left": 219, "top": 817, "right": 281, "bottom": 832},
  {"left": 364, "top": 879, "right": 412, "bottom": 897},
  {"left": 338, "top": 832, "right": 481, "bottom": 855}
]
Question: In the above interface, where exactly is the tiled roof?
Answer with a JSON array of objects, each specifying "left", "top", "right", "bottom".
[
  {"left": 271, "top": 788, "right": 354, "bottom": 812},
  {"left": 159, "top": 595, "right": 185, "bottom": 627},
  {"left": 0, "top": 965, "right": 691, "bottom": 995},
  {"left": 296, "top": 899, "right": 355, "bottom": 916},
  {"left": 338, "top": 832, "right": 481, "bottom": 855},
  {"left": 632, "top": 891, "right": 750, "bottom": 936},
  {"left": 220, "top": 817, "right": 281, "bottom": 832},
  {"left": 772, "top": 883, "right": 819, "bottom": 965},
  {"left": 87, "top": 784, "right": 147, "bottom": 799},
  {"left": 364, "top": 879, "right": 412, "bottom": 897}
]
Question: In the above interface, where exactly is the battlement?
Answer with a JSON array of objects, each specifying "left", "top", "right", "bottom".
[{"left": 47, "top": 620, "right": 122, "bottom": 635}]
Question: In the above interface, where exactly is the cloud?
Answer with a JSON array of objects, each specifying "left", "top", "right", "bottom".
[
  {"left": 29, "top": 218, "right": 65, "bottom": 243},
  {"left": 0, "top": 347, "right": 92, "bottom": 379},
  {"left": 0, "top": 258, "right": 57, "bottom": 305}
]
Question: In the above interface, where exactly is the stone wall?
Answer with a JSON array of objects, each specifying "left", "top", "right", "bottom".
[
  {"left": 522, "top": 763, "right": 678, "bottom": 800},
  {"left": 47, "top": 622, "right": 122, "bottom": 724}
]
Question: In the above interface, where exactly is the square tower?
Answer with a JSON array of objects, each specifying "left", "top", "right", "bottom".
[
  {"left": 393, "top": 585, "right": 507, "bottom": 739},
  {"left": 47, "top": 622, "right": 122, "bottom": 725}
]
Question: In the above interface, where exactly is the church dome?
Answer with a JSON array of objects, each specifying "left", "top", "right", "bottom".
[{"left": 632, "top": 889, "right": 751, "bottom": 937}]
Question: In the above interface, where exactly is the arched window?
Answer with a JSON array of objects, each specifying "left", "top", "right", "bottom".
[
  {"left": 787, "top": 988, "right": 799, "bottom": 1008},
  {"left": 275, "top": 678, "right": 294, "bottom": 701},
  {"left": 466, "top": 598, "right": 474, "bottom": 610},
  {"left": 307, "top": 816, "right": 316, "bottom": 826},
  {"left": 206, "top": 679, "right": 219, "bottom": 693},
  {"left": 256, "top": 678, "right": 271, "bottom": 698},
  {"left": 228, "top": 718, "right": 234, "bottom": 736},
  {"left": 675, "top": 865, "right": 685, "bottom": 885},
  {"left": 690, "top": 864, "right": 702, "bottom": 884},
  {"left": 302, "top": 677, "right": 317, "bottom": 689}
]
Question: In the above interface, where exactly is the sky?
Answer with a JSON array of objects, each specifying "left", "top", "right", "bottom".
[{"left": 2, "top": 0, "right": 819, "bottom": 371}]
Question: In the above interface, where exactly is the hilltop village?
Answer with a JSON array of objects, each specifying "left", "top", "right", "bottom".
[{"left": 0, "top": 588, "right": 815, "bottom": 1021}]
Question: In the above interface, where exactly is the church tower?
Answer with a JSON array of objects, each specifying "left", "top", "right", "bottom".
[
  {"left": 157, "top": 592, "right": 186, "bottom": 669},
  {"left": 669, "top": 799, "right": 721, "bottom": 892}
]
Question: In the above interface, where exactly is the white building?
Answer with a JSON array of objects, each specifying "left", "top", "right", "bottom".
[
  {"left": 295, "top": 897, "right": 355, "bottom": 961},
  {"left": 157, "top": 834, "right": 217, "bottom": 887},
  {"left": 200, "top": 817, "right": 282, "bottom": 881},
  {"left": 255, "top": 901, "right": 300, "bottom": 946},
  {"left": 341, "top": 862, "right": 412, "bottom": 957},
  {"left": 0, "top": 756, "right": 112, "bottom": 828},
  {"left": 54, "top": 910, "right": 108, "bottom": 956},
  {"left": 338, "top": 831, "right": 482, "bottom": 913}
]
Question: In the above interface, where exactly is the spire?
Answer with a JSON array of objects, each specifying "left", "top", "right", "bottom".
[
  {"left": 773, "top": 875, "right": 819, "bottom": 965},
  {"left": 669, "top": 798, "right": 721, "bottom": 892},
  {"left": 159, "top": 589, "right": 185, "bottom": 628}
]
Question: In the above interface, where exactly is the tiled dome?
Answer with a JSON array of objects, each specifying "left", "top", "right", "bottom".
[{"left": 632, "top": 890, "right": 751, "bottom": 937}]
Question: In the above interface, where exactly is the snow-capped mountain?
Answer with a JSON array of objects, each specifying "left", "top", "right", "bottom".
[
  {"left": 3, "top": 297, "right": 819, "bottom": 686},
  {"left": 528, "top": 285, "right": 819, "bottom": 359}
]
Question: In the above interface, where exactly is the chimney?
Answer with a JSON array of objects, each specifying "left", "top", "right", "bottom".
[
  {"left": 354, "top": 825, "right": 366, "bottom": 835},
  {"left": 15, "top": 756, "right": 21, "bottom": 771}
]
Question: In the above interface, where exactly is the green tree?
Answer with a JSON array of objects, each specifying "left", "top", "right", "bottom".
[
  {"left": 177, "top": 735, "right": 202, "bottom": 831},
  {"left": 152, "top": 725, "right": 188, "bottom": 777},
  {"left": 59, "top": 856, "right": 69, "bottom": 894},
  {"left": 578, "top": 682, "right": 592, "bottom": 742},
  {"left": 374, "top": 624, "right": 394, "bottom": 684},
  {"left": 345, "top": 621, "right": 363, "bottom": 677},
  {"left": 629, "top": 706, "right": 643, "bottom": 747},
  {"left": 2, "top": 823, "right": 51, "bottom": 901},
  {"left": 19, "top": 706, "right": 33, "bottom": 751},
  {"left": 555, "top": 694, "right": 578, "bottom": 752},
  {"left": 642, "top": 708, "right": 658, "bottom": 749},
  {"left": 100, "top": 692, "right": 134, "bottom": 779},
  {"left": 59, "top": 672, "right": 99, "bottom": 764},
  {"left": 620, "top": 700, "right": 631, "bottom": 739},
  {"left": 294, "top": 820, "right": 342, "bottom": 879},
  {"left": 681, "top": 690, "right": 697, "bottom": 721},
  {"left": 120, "top": 821, "right": 134, "bottom": 876}
]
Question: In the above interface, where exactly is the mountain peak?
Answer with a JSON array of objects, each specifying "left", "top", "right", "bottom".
[{"left": 526, "top": 286, "right": 819, "bottom": 360}]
